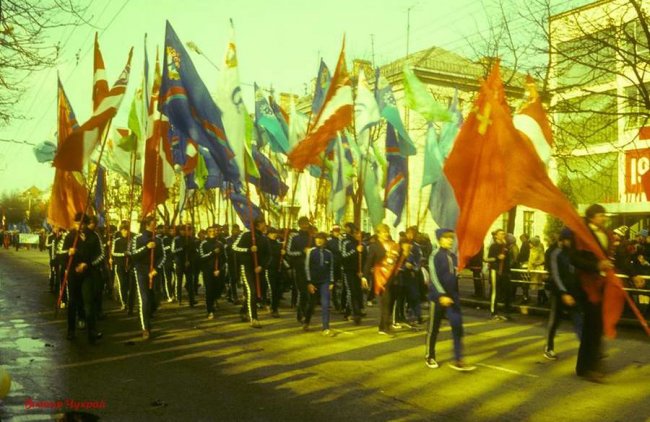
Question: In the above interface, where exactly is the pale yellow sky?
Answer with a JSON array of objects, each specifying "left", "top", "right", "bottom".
[{"left": 0, "top": 0, "right": 590, "bottom": 194}]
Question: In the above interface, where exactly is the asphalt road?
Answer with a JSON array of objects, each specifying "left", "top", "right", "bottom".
[{"left": 0, "top": 248, "right": 649, "bottom": 422}]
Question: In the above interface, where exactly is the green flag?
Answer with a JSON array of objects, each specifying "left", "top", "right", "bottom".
[
  {"left": 194, "top": 152, "right": 208, "bottom": 190},
  {"left": 403, "top": 66, "right": 452, "bottom": 123}
]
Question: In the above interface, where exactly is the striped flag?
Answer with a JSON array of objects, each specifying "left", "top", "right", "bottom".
[
  {"left": 53, "top": 48, "right": 134, "bottom": 172},
  {"left": 142, "top": 49, "right": 175, "bottom": 217},
  {"left": 287, "top": 38, "right": 353, "bottom": 170},
  {"left": 513, "top": 75, "right": 553, "bottom": 165},
  {"left": 92, "top": 32, "right": 109, "bottom": 110}
]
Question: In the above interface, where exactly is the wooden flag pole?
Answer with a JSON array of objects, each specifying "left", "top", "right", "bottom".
[
  {"left": 243, "top": 153, "right": 262, "bottom": 299},
  {"left": 57, "top": 121, "right": 113, "bottom": 312}
]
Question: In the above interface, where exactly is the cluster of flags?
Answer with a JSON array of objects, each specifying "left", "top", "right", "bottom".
[{"left": 41, "top": 22, "right": 650, "bottom": 336}]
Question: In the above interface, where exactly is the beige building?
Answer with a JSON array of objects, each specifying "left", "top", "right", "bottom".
[{"left": 550, "top": 0, "right": 650, "bottom": 232}]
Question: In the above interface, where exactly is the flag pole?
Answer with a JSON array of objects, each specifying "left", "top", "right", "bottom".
[
  {"left": 279, "top": 170, "right": 301, "bottom": 270},
  {"left": 148, "top": 125, "right": 162, "bottom": 289},
  {"left": 57, "top": 121, "right": 113, "bottom": 312},
  {"left": 243, "top": 153, "right": 262, "bottom": 299}
]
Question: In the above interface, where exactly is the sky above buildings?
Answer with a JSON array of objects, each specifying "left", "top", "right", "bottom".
[{"left": 0, "top": 0, "right": 592, "bottom": 195}]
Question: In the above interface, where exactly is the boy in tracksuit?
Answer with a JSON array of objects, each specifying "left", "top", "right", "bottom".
[
  {"left": 426, "top": 228, "right": 476, "bottom": 371},
  {"left": 544, "top": 228, "right": 584, "bottom": 360},
  {"left": 304, "top": 232, "right": 335, "bottom": 335}
]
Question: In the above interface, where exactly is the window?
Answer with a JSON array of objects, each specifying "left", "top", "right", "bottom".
[
  {"left": 501, "top": 213, "right": 509, "bottom": 232},
  {"left": 555, "top": 28, "right": 617, "bottom": 89},
  {"left": 562, "top": 152, "right": 619, "bottom": 204},
  {"left": 624, "top": 83, "right": 650, "bottom": 130},
  {"left": 523, "top": 211, "right": 534, "bottom": 236},
  {"left": 554, "top": 90, "right": 618, "bottom": 148}
]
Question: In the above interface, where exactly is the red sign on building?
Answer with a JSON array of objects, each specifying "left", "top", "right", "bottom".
[{"left": 625, "top": 148, "right": 650, "bottom": 195}]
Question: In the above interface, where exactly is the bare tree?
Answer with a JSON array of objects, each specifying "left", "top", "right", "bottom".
[
  {"left": 0, "top": 0, "right": 88, "bottom": 125},
  {"left": 468, "top": 0, "right": 650, "bottom": 208}
]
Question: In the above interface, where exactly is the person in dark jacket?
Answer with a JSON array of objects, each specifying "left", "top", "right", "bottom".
[
  {"left": 199, "top": 225, "right": 226, "bottom": 319},
  {"left": 232, "top": 217, "right": 270, "bottom": 328},
  {"left": 58, "top": 212, "right": 104, "bottom": 344},
  {"left": 570, "top": 204, "right": 643, "bottom": 381},
  {"left": 544, "top": 228, "right": 584, "bottom": 360},
  {"left": 304, "top": 232, "right": 335, "bottom": 335},
  {"left": 171, "top": 224, "right": 198, "bottom": 307},
  {"left": 486, "top": 229, "right": 512, "bottom": 320},
  {"left": 425, "top": 228, "right": 476, "bottom": 371},
  {"left": 286, "top": 216, "right": 313, "bottom": 323},
  {"left": 111, "top": 222, "right": 134, "bottom": 313},
  {"left": 131, "top": 215, "right": 166, "bottom": 340},
  {"left": 265, "top": 227, "right": 284, "bottom": 318}
]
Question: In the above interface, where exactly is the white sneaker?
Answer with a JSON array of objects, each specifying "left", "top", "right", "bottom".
[
  {"left": 425, "top": 358, "right": 439, "bottom": 369},
  {"left": 77, "top": 320, "right": 86, "bottom": 329},
  {"left": 366, "top": 301, "right": 373, "bottom": 307},
  {"left": 207, "top": 312, "right": 214, "bottom": 320}
]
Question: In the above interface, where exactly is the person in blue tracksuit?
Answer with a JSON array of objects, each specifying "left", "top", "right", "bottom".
[
  {"left": 425, "top": 228, "right": 476, "bottom": 371},
  {"left": 304, "top": 232, "right": 335, "bottom": 335}
]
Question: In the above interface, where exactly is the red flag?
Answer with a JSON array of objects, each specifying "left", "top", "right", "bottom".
[
  {"left": 93, "top": 33, "right": 109, "bottom": 111},
  {"left": 444, "top": 61, "right": 633, "bottom": 337},
  {"left": 287, "top": 38, "right": 352, "bottom": 170},
  {"left": 142, "top": 50, "right": 174, "bottom": 217},
  {"left": 47, "top": 78, "right": 88, "bottom": 230},
  {"left": 53, "top": 48, "right": 133, "bottom": 172}
]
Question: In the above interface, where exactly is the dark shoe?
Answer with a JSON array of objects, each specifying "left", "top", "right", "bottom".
[
  {"left": 271, "top": 311, "right": 280, "bottom": 318},
  {"left": 353, "top": 316, "right": 361, "bottom": 325},
  {"left": 66, "top": 331, "right": 75, "bottom": 341},
  {"left": 578, "top": 370, "right": 606, "bottom": 383},
  {"left": 449, "top": 361, "right": 477, "bottom": 372}
]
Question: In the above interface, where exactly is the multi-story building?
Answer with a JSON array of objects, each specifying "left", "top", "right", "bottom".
[{"left": 550, "top": 0, "right": 650, "bottom": 233}]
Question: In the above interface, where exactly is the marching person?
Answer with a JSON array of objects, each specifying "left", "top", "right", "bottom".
[
  {"left": 131, "top": 215, "right": 166, "bottom": 340},
  {"left": 172, "top": 224, "right": 198, "bottom": 307},
  {"left": 340, "top": 223, "right": 365, "bottom": 325},
  {"left": 111, "top": 222, "right": 134, "bottom": 312},
  {"left": 225, "top": 224, "right": 241, "bottom": 304},
  {"left": 363, "top": 224, "right": 400, "bottom": 336},
  {"left": 425, "top": 228, "right": 476, "bottom": 371},
  {"left": 232, "top": 216, "right": 270, "bottom": 328},
  {"left": 544, "top": 228, "right": 584, "bottom": 360},
  {"left": 286, "top": 216, "right": 313, "bottom": 324},
  {"left": 486, "top": 229, "right": 512, "bottom": 320},
  {"left": 303, "top": 232, "right": 335, "bottom": 335},
  {"left": 58, "top": 212, "right": 104, "bottom": 344},
  {"left": 199, "top": 225, "right": 226, "bottom": 319},
  {"left": 265, "top": 227, "right": 284, "bottom": 318}
]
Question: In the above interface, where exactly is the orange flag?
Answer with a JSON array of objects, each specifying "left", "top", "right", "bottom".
[
  {"left": 47, "top": 78, "right": 88, "bottom": 230},
  {"left": 287, "top": 38, "right": 353, "bottom": 170},
  {"left": 444, "top": 61, "right": 643, "bottom": 337}
]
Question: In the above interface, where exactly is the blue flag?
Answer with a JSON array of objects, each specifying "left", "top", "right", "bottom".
[
  {"left": 254, "top": 83, "right": 289, "bottom": 154},
  {"left": 384, "top": 123, "right": 408, "bottom": 226},
  {"left": 311, "top": 59, "right": 331, "bottom": 116},
  {"left": 229, "top": 191, "right": 262, "bottom": 230},
  {"left": 250, "top": 149, "right": 289, "bottom": 197},
  {"left": 376, "top": 69, "right": 416, "bottom": 156},
  {"left": 159, "top": 21, "right": 240, "bottom": 185}
]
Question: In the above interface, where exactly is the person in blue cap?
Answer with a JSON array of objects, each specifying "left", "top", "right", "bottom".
[{"left": 425, "top": 228, "right": 476, "bottom": 371}]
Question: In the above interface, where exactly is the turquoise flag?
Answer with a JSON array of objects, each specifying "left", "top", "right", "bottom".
[
  {"left": 376, "top": 70, "right": 416, "bottom": 156},
  {"left": 254, "top": 83, "right": 289, "bottom": 154}
]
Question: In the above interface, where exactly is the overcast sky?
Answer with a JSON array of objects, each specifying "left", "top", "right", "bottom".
[{"left": 0, "top": 0, "right": 591, "bottom": 195}]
